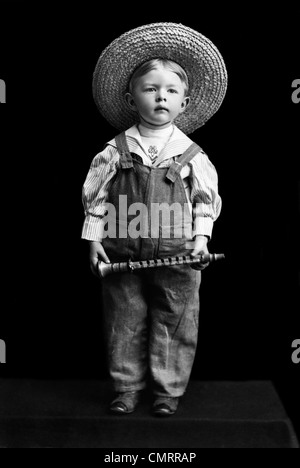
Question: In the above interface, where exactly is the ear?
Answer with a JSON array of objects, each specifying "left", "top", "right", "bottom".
[
  {"left": 125, "top": 93, "right": 137, "bottom": 111},
  {"left": 179, "top": 96, "right": 190, "bottom": 114}
]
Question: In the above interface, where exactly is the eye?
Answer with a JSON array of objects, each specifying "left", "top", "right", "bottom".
[
  {"left": 168, "top": 88, "right": 178, "bottom": 94},
  {"left": 144, "top": 87, "right": 156, "bottom": 92}
]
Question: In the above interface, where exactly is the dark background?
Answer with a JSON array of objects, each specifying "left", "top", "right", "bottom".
[{"left": 0, "top": 2, "right": 299, "bottom": 437}]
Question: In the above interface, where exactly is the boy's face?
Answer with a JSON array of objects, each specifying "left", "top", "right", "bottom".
[{"left": 126, "top": 65, "right": 190, "bottom": 129}]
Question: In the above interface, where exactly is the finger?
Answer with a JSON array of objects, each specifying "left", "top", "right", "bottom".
[
  {"left": 191, "top": 245, "right": 208, "bottom": 257},
  {"left": 89, "top": 253, "right": 102, "bottom": 276},
  {"left": 191, "top": 263, "right": 208, "bottom": 271},
  {"left": 98, "top": 245, "right": 111, "bottom": 264},
  {"left": 101, "top": 254, "right": 111, "bottom": 264},
  {"left": 190, "top": 254, "right": 210, "bottom": 270},
  {"left": 191, "top": 249, "right": 200, "bottom": 257},
  {"left": 191, "top": 247, "right": 205, "bottom": 257},
  {"left": 191, "top": 245, "right": 203, "bottom": 256},
  {"left": 89, "top": 260, "right": 99, "bottom": 277}
]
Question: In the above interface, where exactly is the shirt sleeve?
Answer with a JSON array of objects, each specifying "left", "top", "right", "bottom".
[
  {"left": 189, "top": 150, "right": 222, "bottom": 239},
  {"left": 81, "top": 145, "right": 119, "bottom": 241}
]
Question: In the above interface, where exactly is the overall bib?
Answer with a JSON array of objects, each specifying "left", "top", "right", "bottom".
[{"left": 101, "top": 132, "right": 201, "bottom": 397}]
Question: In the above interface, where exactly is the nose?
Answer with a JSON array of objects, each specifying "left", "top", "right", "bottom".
[{"left": 156, "top": 90, "right": 167, "bottom": 102}]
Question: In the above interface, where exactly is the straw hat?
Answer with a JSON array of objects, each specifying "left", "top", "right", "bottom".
[{"left": 93, "top": 22, "right": 228, "bottom": 135}]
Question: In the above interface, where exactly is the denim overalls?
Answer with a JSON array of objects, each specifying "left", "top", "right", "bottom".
[{"left": 101, "top": 132, "right": 201, "bottom": 398}]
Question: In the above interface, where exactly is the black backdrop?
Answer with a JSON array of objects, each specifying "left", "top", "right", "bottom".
[{"left": 0, "top": 1, "right": 299, "bottom": 435}]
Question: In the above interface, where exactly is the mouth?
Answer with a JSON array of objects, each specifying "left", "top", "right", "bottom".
[{"left": 154, "top": 106, "right": 169, "bottom": 112}]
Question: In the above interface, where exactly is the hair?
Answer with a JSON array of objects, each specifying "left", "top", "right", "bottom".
[{"left": 128, "top": 58, "right": 189, "bottom": 96}]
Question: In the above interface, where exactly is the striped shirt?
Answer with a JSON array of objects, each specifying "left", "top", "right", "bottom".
[{"left": 82, "top": 124, "right": 222, "bottom": 241}]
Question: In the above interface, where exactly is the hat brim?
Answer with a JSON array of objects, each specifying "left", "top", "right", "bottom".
[{"left": 93, "top": 22, "right": 228, "bottom": 134}]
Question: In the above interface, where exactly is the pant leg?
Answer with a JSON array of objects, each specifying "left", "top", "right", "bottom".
[
  {"left": 147, "top": 265, "right": 201, "bottom": 397},
  {"left": 101, "top": 271, "right": 148, "bottom": 392}
]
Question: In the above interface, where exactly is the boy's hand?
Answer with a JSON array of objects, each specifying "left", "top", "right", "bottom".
[
  {"left": 190, "top": 235, "right": 210, "bottom": 270},
  {"left": 89, "top": 241, "right": 110, "bottom": 277}
]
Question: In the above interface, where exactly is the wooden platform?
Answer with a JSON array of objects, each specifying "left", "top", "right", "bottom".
[{"left": 0, "top": 379, "right": 298, "bottom": 448}]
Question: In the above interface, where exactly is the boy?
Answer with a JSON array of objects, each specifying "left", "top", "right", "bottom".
[{"left": 82, "top": 23, "right": 227, "bottom": 416}]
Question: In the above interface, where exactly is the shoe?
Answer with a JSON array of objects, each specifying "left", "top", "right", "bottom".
[
  {"left": 153, "top": 396, "right": 179, "bottom": 417},
  {"left": 110, "top": 391, "right": 140, "bottom": 415}
]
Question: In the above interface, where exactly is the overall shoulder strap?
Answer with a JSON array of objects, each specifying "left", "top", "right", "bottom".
[
  {"left": 114, "top": 132, "right": 133, "bottom": 169},
  {"left": 166, "top": 143, "right": 202, "bottom": 183}
]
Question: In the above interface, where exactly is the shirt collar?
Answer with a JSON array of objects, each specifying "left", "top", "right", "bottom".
[{"left": 107, "top": 124, "right": 194, "bottom": 163}]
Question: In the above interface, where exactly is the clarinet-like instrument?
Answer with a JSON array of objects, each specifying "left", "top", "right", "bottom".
[{"left": 97, "top": 253, "right": 225, "bottom": 278}]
